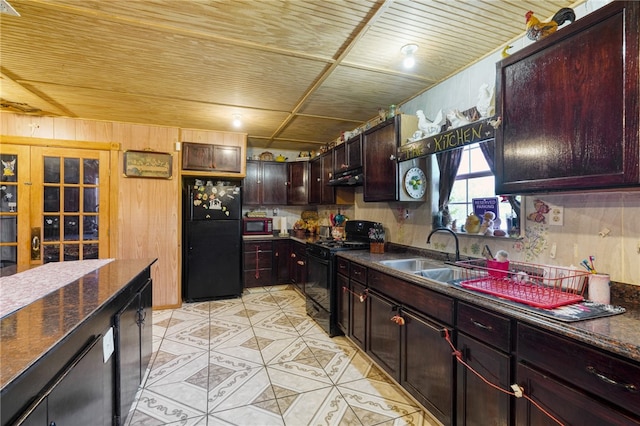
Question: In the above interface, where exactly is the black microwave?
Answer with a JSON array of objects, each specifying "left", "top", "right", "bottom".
[{"left": 243, "top": 218, "right": 273, "bottom": 235}]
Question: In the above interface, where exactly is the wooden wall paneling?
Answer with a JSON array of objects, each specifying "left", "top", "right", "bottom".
[
  {"left": 113, "top": 122, "right": 181, "bottom": 309},
  {"left": 0, "top": 112, "right": 56, "bottom": 138},
  {"left": 1, "top": 112, "right": 253, "bottom": 309}
]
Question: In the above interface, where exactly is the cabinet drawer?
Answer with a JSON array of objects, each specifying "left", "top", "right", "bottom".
[
  {"left": 518, "top": 323, "right": 640, "bottom": 416},
  {"left": 457, "top": 302, "right": 512, "bottom": 353},
  {"left": 243, "top": 241, "right": 273, "bottom": 252},
  {"left": 350, "top": 263, "right": 366, "bottom": 283},
  {"left": 337, "top": 257, "right": 349, "bottom": 276},
  {"left": 243, "top": 269, "right": 272, "bottom": 287},
  {"left": 368, "top": 269, "right": 453, "bottom": 325},
  {"left": 243, "top": 252, "right": 272, "bottom": 269}
]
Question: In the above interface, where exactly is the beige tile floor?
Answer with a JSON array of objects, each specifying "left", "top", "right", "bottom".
[{"left": 125, "top": 286, "right": 438, "bottom": 426}]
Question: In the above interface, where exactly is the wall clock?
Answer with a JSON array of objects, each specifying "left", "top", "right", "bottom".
[{"left": 404, "top": 167, "right": 426, "bottom": 199}]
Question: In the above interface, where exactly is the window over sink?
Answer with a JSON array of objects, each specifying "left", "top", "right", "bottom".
[{"left": 449, "top": 143, "right": 519, "bottom": 234}]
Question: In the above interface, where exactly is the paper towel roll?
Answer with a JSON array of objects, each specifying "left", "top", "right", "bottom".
[{"left": 279, "top": 217, "right": 288, "bottom": 236}]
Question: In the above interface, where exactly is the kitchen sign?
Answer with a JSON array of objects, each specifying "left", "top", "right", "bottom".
[{"left": 397, "top": 117, "right": 497, "bottom": 161}]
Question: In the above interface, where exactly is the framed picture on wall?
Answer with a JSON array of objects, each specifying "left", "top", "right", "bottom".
[{"left": 123, "top": 150, "right": 173, "bottom": 179}]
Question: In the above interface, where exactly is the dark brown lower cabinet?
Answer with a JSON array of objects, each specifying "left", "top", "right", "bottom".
[
  {"left": 367, "top": 290, "right": 401, "bottom": 380},
  {"left": 401, "top": 308, "right": 454, "bottom": 426},
  {"left": 516, "top": 363, "right": 637, "bottom": 426},
  {"left": 272, "top": 239, "right": 291, "bottom": 284},
  {"left": 456, "top": 333, "right": 511, "bottom": 426},
  {"left": 350, "top": 280, "right": 367, "bottom": 350},
  {"left": 115, "top": 278, "right": 153, "bottom": 425},
  {"left": 289, "top": 241, "right": 306, "bottom": 293},
  {"left": 336, "top": 272, "right": 350, "bottom": 334},
  {"left": 20, "top": 336, "right": 106, "bottom": 426},
  {"left": 243, "top": 240, "right": 273, "bottom": 288}
]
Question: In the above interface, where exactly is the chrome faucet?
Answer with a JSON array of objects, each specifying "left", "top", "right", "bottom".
[{"left": 426, "top": 227, "right": 460, "bottom": 262}]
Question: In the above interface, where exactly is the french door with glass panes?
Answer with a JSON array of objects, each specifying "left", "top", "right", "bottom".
[{"left": 0, "top": 145, "right": 110, "bottom": 271}]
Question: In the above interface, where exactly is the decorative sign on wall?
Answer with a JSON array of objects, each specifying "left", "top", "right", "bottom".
[
  {"left": 123, "top": 150, "right": 173, "bottom": 179},
  {"left": 397, "top": 117, "right": 497, "bottom": 161}
]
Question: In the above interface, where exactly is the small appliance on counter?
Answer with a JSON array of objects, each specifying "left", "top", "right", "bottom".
[
  {"left": 305, "top": 220, "right": 381, "bottom": 336},
  {"left": 242, "top": 217, "right": 273, "bottom": 236}
]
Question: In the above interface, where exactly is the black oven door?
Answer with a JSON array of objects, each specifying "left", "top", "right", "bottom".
[{"left": 305, "top": 250, "right": 332, "bottom": 312}]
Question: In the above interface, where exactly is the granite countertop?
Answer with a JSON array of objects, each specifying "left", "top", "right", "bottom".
[
  {"left": 243, "top": 231, "right": 322, "bottom": 245},
  {"left": 0, "top": 258, "right": 156, "bottom": 390},
  {"left": 338, "top": 250, "right": 640, "bottom": 363}
]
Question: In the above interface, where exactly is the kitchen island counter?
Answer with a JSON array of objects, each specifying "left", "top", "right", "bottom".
[{"left": 0, "top": 258, "right": 156, "bottom": 425}]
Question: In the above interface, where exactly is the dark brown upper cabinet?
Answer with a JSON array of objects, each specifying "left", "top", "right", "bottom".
[
  {"left": 243, "top": 160, "right": 287, "bottom": 205},
  {"left": 363, "top": 114, "right": 418, "bottom": 202},
  {"left": 495, "top": 1, "right": 639, "bottom": 194},
  {"left": 309, "top": 152, "right": 335, "bottom": 205},
  {"left": 287, "top": 161, "right": 309, "bottom": 205},
  {"left": 182, "top": 142, "right": 242, "bottom": 173}
]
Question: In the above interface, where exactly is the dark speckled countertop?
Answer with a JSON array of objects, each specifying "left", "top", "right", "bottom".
[
  {"left": 0, "top": 258, "right": 157, "bottom": 390},
  {"left": 338, "top": 250, "right": 640, "bottom": 364}
]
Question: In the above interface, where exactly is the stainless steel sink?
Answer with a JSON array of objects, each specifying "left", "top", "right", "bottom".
[
  {"left": 379, "top": 258, "right": 442, "bottom": 272},
  {"left": 414, "top": 268, "right": 457, "bottom": 282}
]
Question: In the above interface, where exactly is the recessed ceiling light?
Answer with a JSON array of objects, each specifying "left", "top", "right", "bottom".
[{"left": 401, "top": 44, "right": 418, "bottom": 69}]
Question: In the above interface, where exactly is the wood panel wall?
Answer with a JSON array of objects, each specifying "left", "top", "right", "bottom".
[{"left": 1, "top": 112, "right": 247, "bottom": 309}]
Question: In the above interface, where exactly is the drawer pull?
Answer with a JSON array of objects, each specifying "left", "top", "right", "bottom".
[
  {"left": 586, "top": 366, "right": 638, "bottom": 393},
  {"left": 471, "top": 320, "right": 493, "bottom": 331}
]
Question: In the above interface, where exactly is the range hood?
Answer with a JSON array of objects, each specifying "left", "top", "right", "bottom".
[{"left": 328, "top": 167, "right": 363, "bottom": 186}]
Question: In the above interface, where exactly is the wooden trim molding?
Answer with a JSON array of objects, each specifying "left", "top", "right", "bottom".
[{"left": 0, "top": 135, "right": 120, "bottom": 151}]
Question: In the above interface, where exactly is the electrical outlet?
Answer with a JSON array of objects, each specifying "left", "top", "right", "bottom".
[
  {"left": 549, "top": 205, "right": 563, "bottom": 225},
  {"left": 550, "top": 242, "right": 557, "bottom": 258}
]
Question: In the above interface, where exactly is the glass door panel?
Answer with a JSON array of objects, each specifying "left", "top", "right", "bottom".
[
  {"left": 32, "top": 147, "right": 110, "bottom": 265},
  {"left": 0, "top": 145, "right": 30, "bottom": 272}
]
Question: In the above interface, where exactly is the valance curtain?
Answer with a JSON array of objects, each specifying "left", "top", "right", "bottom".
[{"left": 435, "top": 148, "right": 463, "bottom": 227}]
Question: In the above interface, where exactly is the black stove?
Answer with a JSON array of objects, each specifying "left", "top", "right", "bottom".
[
  {"left": 305, "top": 220, "right": 379, "bottom": 336},
  {"left": 309, "top": 238, "right": 370, "bottom": 252}
]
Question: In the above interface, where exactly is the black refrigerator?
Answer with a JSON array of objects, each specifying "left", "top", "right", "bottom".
[{"left": 183, "top": 179, "right": 242, "bottom": 301}]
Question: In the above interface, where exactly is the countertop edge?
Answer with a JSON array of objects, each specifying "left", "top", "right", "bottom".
[{"left": 337, "top": 251, "right": 640, "bottom": 364}]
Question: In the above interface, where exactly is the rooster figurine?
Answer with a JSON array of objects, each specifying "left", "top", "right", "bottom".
[
  {"left": 525, "top": 8, "right": 575, "bottom": 41},
  {"left": 416, "top": 109, "right": 445, "bottom": 137}
]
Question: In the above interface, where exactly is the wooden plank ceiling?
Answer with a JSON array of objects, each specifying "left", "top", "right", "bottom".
[{"left": 0, "top": 0, "right": 578, "bottom": 152}]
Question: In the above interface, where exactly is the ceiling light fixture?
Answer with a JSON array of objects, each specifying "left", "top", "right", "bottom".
[
  {"left": 401, "top": 44, "right": 418, "bottom": 69},
  {"left": 232, "top": 114, "right": 242, "bottom": 128}
]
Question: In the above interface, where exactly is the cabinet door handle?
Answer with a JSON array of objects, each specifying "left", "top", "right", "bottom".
[
  {"left": 586, "top": 366, "right": 638, "bottom": 392},
  {"left": 471, "top": 320, "right": 493, "bottom": 331},
  {"left": 389, "top": 154, "right": 396, "bottom": 161},
  {"left": 317, "top": 177, "right": 321, "bottom": 182},
  {"left": 136, "top": 307, "right": 146, "bottom": 326},
  {"left": 291, "top": 253, "right": 296, "bottom": 258},
  {"left": 297, "top": 260, "right": 304, "bottom": 266},
  {"left": 390, "top": 315, "right": 405, "bottom": 326}
]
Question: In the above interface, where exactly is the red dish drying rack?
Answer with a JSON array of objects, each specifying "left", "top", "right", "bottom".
[{"left": 454, "top": 259, "right": 590, "bottom": 309}]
